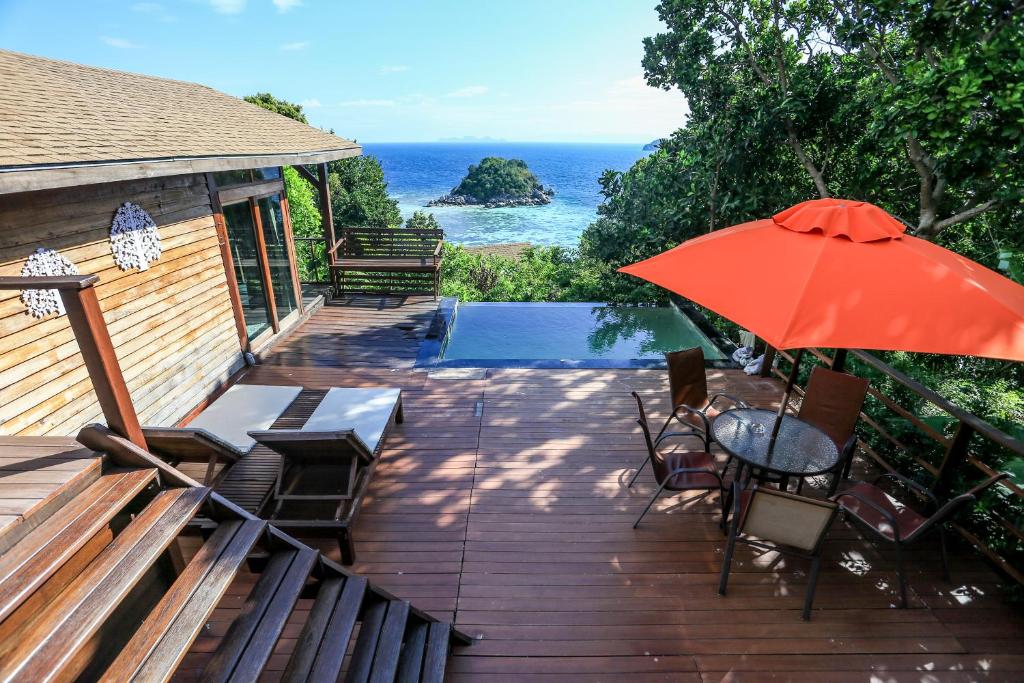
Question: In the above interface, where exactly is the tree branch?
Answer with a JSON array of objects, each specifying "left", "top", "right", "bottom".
[{"left": 930, "top": 199, "right": 1002, "bottom": 234}]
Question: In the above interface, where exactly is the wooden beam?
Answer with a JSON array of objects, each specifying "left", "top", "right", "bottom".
[
  {"left": 217, "top": 178, "right": 285, "bottom": 205},
  {"left": 278, "top": 192, "right": 305, "bottom": 314},
  {"left": 317, "top": 163, "right": 336, "bottom": 267},
  {"left": 206, "top": 173, "right": 250, "bottom": 353},
  {"left": 249, "top": 197, "right": 280, "bottom": 333},
  {"left": 291, "top": 164, "right": 319, "bottom": 187}
]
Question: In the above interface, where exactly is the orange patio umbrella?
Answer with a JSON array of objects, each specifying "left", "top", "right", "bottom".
[
  {"left": 619, "top": 198, "right": 1024, "bottom": 447},
  {"left": 620, "top": 198, "right": 1024, "bottom": 361}
]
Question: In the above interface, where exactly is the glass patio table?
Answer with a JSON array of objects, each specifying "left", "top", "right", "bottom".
[{"left": 711, "top": 408, "right": 839, "bottom": 481}]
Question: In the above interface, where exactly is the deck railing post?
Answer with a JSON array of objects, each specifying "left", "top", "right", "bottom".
[
  {"left": 0, "top": 275, "right": 147, "bottom": 449},
  {"left": 759, "top": 346, "right": 776, "bottom": 378},
  {"left": 831, "top": 349, "right": 848, "bottom": 373}
]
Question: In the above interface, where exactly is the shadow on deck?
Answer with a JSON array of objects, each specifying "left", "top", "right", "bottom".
[{"left": 223, "top": 295, "right": 1024, "bottom": 681}]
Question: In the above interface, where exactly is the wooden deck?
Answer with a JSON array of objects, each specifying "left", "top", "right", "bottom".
[
  {"left": 0, "top": 435, "right": 101, "bottom": 550},
  {"left": 221, "top": 296, "right": 1024, "bottom": 680}
]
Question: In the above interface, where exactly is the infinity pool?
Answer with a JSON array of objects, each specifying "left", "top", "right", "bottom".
[{"left": 423, "top": 302, "right": 728, "bottom": 368}]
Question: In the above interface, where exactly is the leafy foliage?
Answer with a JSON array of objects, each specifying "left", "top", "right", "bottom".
[
  {"left": 405, "top": 210, "right": 442, "bottom": 230},
  {"left": 451, "top": 157, "right": 545, "bottom": 201},
  {"left": 282, "top": 166, "right": 325, "bottom": 282},
  {"left": 327, "top": 156, "right": 402, "bottom": 229},
  {"left": 243, "top": 92, "right": 309, "bottom": 124}
]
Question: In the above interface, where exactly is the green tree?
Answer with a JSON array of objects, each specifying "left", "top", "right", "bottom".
[
  {"left": 282, "top": 166, "right": 324, "bottom": 281},
  {"left": 405, "top": 210, "right": 442, "bottom": 230},
  {"left": 243, "top": 92, "right": 309, "bottom": 123},
  {"left": 327, "top": 156, "right": 402, "bottom": 229}
]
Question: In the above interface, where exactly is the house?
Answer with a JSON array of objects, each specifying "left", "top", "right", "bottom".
[{"left": 0, "top": 48, "right": 352, "bottom": 437}]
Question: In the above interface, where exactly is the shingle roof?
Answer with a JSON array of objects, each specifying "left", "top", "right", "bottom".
[{"left": 0, "top": 50, "right": 360, "bottom": 193}]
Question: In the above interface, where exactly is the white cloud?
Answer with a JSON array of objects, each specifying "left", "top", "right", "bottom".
[
  {"left": 209, "top": 0, "right": 246, "bottom": 14},
  {"left": 131, "top": 2, "right": 176, "bottom": 21},
  {"left": 101, "top": 36, "right": 143, "bottom": 49},
  {"left": 339, "top": 99, "right": 396, "bottom": 107},
  {"left": 379, "top": 65, "right": 410, "bottom": 74},
  {"left": 300, "top": 98, "right": 322, "bottom": 108},
  {"left": 272, "top": 0, "right": 302, "bottom": 11},
  {"left": 447, "top": 85, "right": 488, "bottom": 98},
  {"left": 280, "top": 41, "right": 310, "bottom": 51}
]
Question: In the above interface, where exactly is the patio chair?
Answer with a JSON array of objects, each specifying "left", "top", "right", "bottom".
[
  {"left": 833, "top": 471, "right": 1009, "bottom": 608},
  {"left": 719, "top": 481, "right": 839, "bottom": 620},
  {"left": 630, "top": 392, "right": 726, "bottom": 528},
  {"left": 791, "top": 366, "right": 869, "bottom": 494}
]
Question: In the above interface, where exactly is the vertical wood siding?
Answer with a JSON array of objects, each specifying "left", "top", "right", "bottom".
[{"left": 0, "top": 173, "right": 244, "bottom": 435}]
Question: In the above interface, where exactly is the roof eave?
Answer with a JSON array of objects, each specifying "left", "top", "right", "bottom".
[{"left": 0, "top": 146, "right": 362, "bottom": 195}]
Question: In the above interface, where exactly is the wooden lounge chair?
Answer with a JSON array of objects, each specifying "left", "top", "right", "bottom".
[
  {"left": 250, "top": 387, "right": 404, "bottom": 565},
  {"left": 143, "top": 385, "right": 303, "bottom": 483},
  {"left": 630, "top": 392, "right": 726, "bottom": 528},
  {"left": 833, "top": 471, "right": 1009, "bottom": 608},
  {"left": 719, "top": 481, "right": 839, "bottom": 620}
]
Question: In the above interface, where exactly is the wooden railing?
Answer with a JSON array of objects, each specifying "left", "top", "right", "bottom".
[
  {"left": 771, "top": 347, "right": 1024, "bottom": 584},
  {"left": 293, "top": 235, "right": 330, "bottom": 284}
]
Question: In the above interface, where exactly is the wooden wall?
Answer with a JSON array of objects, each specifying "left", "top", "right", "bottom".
[{"left": 0, "top": 173, "right": 245, "bottom": 436}]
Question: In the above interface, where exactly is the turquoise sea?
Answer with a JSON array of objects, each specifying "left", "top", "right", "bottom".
[{"left": 363, "top": 142, "right": 649, "bottom": 248}]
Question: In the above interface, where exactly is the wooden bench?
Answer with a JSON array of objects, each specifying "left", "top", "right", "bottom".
[{"left": 328, "top": 226, "right": 444, "bottom": 298}]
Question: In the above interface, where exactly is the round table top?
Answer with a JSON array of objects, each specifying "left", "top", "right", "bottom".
[{"left": 711, "top": 408, "right": 839, "bottom": 477}]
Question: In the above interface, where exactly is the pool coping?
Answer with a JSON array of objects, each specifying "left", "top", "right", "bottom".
[{"left": 415, "top": 298, "right": 740, "bottom": 370}]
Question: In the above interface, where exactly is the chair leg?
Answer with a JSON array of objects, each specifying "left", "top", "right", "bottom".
[
  {"left": 720, "top": 456, "right": 734, "bottom": 482},
  {"left": 339, "top": 528, "right": 356, "bottom": 566},
  {"left": 939, "top": 527, "right": 952, "bottom": 582},
  {"left": 803, "top": 555, "right": 822, "bottom": 621},
  {"left": 895, "top": 541, "right": 908, "bottom": 608},
  {"left": 718, "top": 524, "right": 739, "bottom": 596},
  {"left": 627, "top": 455, "right": 651, "bottom": 487},
  {"left": 633, "top": 482, "right": 668, "bottom": 528}
]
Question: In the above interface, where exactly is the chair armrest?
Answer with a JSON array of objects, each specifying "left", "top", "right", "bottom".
[
  {"left": 663, "top": 464, "right": 723, "bottom": 484},
  {"left": 874, "top": 470, "right": 938, "bottom": 504},
  {"left": 432, "top": 240, "right": 443, "bottom": 258},
  {"left": 668, "top": 403, "right": 711, "bottom": 433},
  {"left": 654, "top": 431, "right": 709, "bottom": 449},
  {"left": 708, "top": 393, "right": 750, "bottom": 410},
  {"left": 833, "top": 489, "right": 902, "bottom": 541}
]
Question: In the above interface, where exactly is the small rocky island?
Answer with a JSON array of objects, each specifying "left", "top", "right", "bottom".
[{"left": 428, "top": 157, "right": 554, "bottom": 208}]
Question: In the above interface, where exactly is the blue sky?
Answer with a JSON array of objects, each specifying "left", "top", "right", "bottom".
[{"left": 0, "top": 0, "right": 688, "bottom": 143}]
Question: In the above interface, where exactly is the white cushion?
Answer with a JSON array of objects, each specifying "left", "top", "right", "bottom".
[
  {"left": 302, "top": 388, "right": 401, "bottom": 453},
  {"left": 188, "top": 384, "right": 302, "bottom": 452}
]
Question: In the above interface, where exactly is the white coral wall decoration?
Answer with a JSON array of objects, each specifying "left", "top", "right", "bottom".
[
  {"left": 110, "top": 202, "right": 161, "bottom": 271},
  {"left": 20, "top": 247, "right": 79, "bottom": 318}
]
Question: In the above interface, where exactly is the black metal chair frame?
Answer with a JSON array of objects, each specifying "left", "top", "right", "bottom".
[
  {"left": 833, "top": 471, "right": 1009, "bottom": 608},
  {"left": 719, "top": 481, "right": 839, "bottom": 620},
  {"left": 629, "top": 392, "right": 726, "bottom": 528}
]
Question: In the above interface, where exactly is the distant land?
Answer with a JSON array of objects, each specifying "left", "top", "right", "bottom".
[
  {"left": 643, "top": 138, "right": 663, "bottom": 151},
  {"left": 428, "top": 156, "right": 554, "bottom": 209},
  {"left": 438, "top": 135, "right": 508, "bottom": 143}
]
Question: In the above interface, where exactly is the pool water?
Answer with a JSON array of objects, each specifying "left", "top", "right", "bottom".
[{"left": 438, "top": 303, "right": 727, "bottom": 364}]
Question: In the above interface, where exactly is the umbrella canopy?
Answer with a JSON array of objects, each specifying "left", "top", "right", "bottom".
[{"left": 619, "top": 199, "right": 1024, "bottom": 362}]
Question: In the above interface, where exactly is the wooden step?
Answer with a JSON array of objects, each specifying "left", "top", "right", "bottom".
[
  {"left": 201, "top": 545, "right": 318, "bottom": 683},
  {"left": 344, "top": 596, "right": 389, "bottom": 683},
  {"left": 394, "top": 618, "right": 429, "bottom": 683},
  {"left": 103, "top": 517, "right": 266, "bottom": 682},
  {"left": 283, "top": 574, "right": 367, "bottom": 683},
  {"left": 369, "top": 600, "right": 410, "bottom": 683},
  {"left": 0, "top": 485, "right": 209, "bottom": 682},
  {"left": 0, "top": 467, "right": 156, "bottom": 623},
  {"left": 421, "top": 621, "right": 453, "bottom": 683}
]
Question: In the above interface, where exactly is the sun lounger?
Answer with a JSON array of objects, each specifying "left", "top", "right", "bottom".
[{"left": 143, "top": 385, "right": 302, "bottom": 483}]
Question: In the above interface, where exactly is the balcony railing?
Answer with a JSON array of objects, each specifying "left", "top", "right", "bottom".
[{"left": 771, "top": 347, "right": 1024, "bottom": 584}]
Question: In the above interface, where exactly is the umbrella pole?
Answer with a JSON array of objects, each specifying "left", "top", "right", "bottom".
[{"left": 768, "top": 348, "right": 804, "bottom": 454}]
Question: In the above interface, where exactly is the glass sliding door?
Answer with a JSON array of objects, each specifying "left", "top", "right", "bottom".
[
  {"left": 256, "top": 195, "right": 298, "bottom": 320},
  {"left": 223, "top": 201, "right": 272, "bottom": 341}
]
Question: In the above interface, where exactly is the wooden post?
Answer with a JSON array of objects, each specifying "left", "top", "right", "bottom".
[
  {"left": 831, "top": 348, "right": 849, "bottom": 373},
  {"left": 206, "top": 173, "right": 250, "bottom": 352},
  {"left": 249, "top": 197, "right": 280, "bottom": 333},
  {"left": 0, "top": 275, "right": 147, "bottom": 449},
  {"left": 317, "top": 163, "right": 336, "bottom": 262},
  {"left": 759, "top": 346, "right": 776, "bottom": 378},
  {"left": 934, "top": 421, "right": 976, "bottom": 499}
]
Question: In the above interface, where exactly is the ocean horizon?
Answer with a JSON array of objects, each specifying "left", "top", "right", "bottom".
[{"left": 363, "top": 142, "right": 651, "bottom": 248}]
